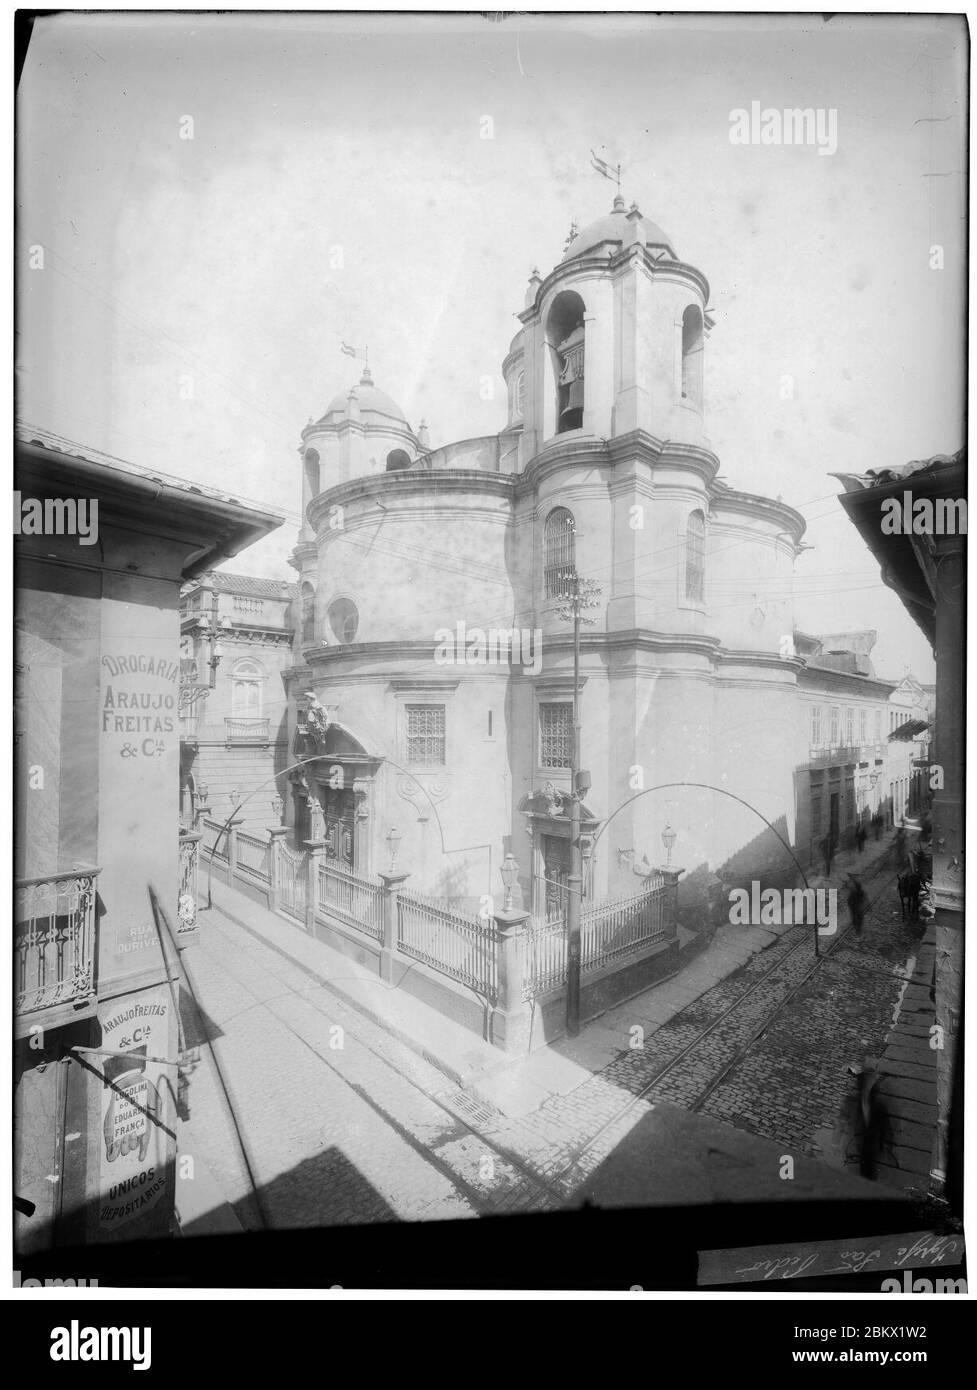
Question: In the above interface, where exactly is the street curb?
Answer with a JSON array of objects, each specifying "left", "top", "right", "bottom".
[{"left": 205, "top": 886, "right": 510, "bottom": 1093}]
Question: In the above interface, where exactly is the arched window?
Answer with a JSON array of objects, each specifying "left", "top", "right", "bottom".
[
  {"left": 231, "top": 659, "right": 263, "bottom": 718},
  {"left": 685, "top": 510, "right": 705, "bottom": 602},
  {"left": 681, "top": 305, "right": 704, "bottom": 409},
  {"left": 547, "top": 291, "right": 586, "bottom": 434},
  {"left": 544, "top": 507, "right": 576, "bottom": 599},
  {"left": 301, "top": 583, "right": 315, "bottom": 644},
  {"left": 327, "top": 597, "right": 359, "bottom": 644},
  {"left": 386, "top": 449, "right": 411, "bottom": 471},
  {"left": 514, "top": 370, "right": 525, "bottom": 420},
  {"left": 303, "top": 449, "right": 320, "bottom": 501}
]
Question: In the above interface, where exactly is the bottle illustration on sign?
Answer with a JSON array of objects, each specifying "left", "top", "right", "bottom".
[{"left": 101, "top": 1048, "right": 163, "bottom": 1165}]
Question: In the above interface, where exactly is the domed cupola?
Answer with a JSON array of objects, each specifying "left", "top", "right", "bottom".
[
  {"left": 561, "top": 194, "right": 678, "bottom": 263},
  {"left": 318, "top": 366, "right": 412, "bottom": 432},
  {"left": 298, "top": 366, "right": 424, "bottom": 535}
]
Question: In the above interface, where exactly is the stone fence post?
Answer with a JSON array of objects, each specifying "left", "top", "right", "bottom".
[
  {"left": 304, "top": 839, "right": 326, "bottom": 933},
  {"left": 378, "top": 872, "right": 410, "bottom": 983},
  {"left": 660, "top": 867, "right": 685, "bottom": 939},
  {"left": 225, "top": 817, "right": 245, "bottom": 887},
  {"left": 267, "top": 826, "right": 289, "bottom": 914},
  {"left": 489, "top": 907, "right": 533, "bottom": 1054}
]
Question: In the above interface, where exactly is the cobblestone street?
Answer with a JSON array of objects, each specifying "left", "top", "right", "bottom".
[{"left": 177, "top": 844, "right": 928, "bottom": 1230}]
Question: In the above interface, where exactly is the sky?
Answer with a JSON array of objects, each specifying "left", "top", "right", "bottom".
[{"left": 17, "top": 11, "right": 967, "bottom": 680}]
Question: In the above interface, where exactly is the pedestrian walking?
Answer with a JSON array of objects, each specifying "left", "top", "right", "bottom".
[
  {"left": 872, "top": 811, "right": 883, "bottom": 841},
  {"left": 846, "top": 873, "right": 867, "bottom": 937},
  {"left": 855, "top": 823, "right": 867, "bottom": 856},
  {"left": 821, "top": 832, "right": 834, "bottom": 878},
  {"left": 895, "top": 821, "right": 907, "bottom": 868}
]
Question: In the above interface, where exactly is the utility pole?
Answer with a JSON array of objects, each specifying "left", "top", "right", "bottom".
[{"left": 557, "top": 566, "right": 601, "bottom": 1037}]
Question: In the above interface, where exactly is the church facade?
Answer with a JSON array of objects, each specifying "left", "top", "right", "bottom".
[{"left": 284, "top": 196, "right": 814, "bottom": 916}]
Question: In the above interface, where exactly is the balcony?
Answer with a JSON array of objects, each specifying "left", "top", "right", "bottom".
[
  {"left": 15, "top": 866, "right": 100, "bottom": 1035},
  {"left": 225, "top": 717, "right": 270, "bottom": 745},
  {"left": 808, "top": 741, "right": 888, "bottom": 767}
]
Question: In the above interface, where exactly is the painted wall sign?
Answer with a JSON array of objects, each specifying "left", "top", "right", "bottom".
[
  {"left": 97, "top": 984, "right": 175, "bottom": 1237},
  {"left": 96, "top": 615, "right": 180, "bottom": 983},
  {"left": 101, "top": 654, "right": 178, "bottom": 758}
]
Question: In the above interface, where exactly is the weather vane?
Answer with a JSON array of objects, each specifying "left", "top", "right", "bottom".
[
  {"left": 341, "top": 341, "right": 369, "bottom": 368},
  {"left": 590, "top": 148, "right": 622, "bottom": 192}
]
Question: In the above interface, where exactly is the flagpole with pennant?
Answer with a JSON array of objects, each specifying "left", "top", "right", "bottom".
[{"left": 590, "top": 149, "right": 622, "bottom": 192}]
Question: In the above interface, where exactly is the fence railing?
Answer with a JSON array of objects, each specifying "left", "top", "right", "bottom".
[
  {"left": 317, "top": 858, "right": 383, "bottom": 940},
  {"left": 274, "top": 836, "right": 307, "bottom": 921},
  {"left": 236, "top": 829, "right": 271, "bottom": 883},
  {"left": 178, "top": 832, "right": 201, "bottom": 934},
  {"left": 522, "top": 913, "right": 567, "bottom": 1000},
  {"left": 523, "top": 876, "right": 668, "bottom": 999},
  {"left": 581, "top": 876, "right": 666, "bottom": 971},
  {"left": 203, "top": 817, "right": 228, "bottom": 862},
  {"left": 15, "top": 867, "right": 100, "bottom": 1020},
  {"left": 397, "top": 891, "right": 498, "bottom": 999}
]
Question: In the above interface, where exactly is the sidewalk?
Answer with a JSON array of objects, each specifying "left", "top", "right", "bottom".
[
  {"left": 206, "top": 878, "right": 510, "bottom": 1093},
  {"left": 873, "top": 922, "right": 938, "bottom": 1192},
  {"left": 204, "top": 832, "right": 902, "bottom": 1124}
]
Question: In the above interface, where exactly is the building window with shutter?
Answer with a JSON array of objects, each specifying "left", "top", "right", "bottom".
[
  {"left": 845, "top": 707, "right": 854, "bottom": 747},
  {"left": 829, "top": 706, "right": 840, "bottom": 746},
  {"left": 405, "top": 704, "right": 445, "bottom": 766},
  {"left": 544, "top": 507, "right": 576, "bottom": 599},
  {"left": 859, "top": 708, "right": 867, "bottom": 743},
  {"left": 685, "top": 511, "right": 706, "bottom": 602},
  {"left": 811, "top": 705, "right": 822, "bottom": 747},
  {"left": 540, "top": 702, "right": 573, "bottom": 769}
]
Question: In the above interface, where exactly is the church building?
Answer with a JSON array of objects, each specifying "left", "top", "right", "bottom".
[{"left": 284, "top": 195, "right": 810, "bottom": 916}]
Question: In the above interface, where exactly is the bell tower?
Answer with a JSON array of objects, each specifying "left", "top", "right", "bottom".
[{"left": 514, "top": 194, "right": 713, "bottom": 464}]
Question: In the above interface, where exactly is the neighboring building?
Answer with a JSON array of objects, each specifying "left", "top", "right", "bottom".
[
  {"left": 179, "top": 571, "right": 296, "bottom": 834},
  {"left": 14, "top": 425, "right": 281, "bottom": 1254},
  {"left": 793, "top": 630, "right": 897, "bottom": 866},
  {"left": 284, "top": 194, "right": 819, "bottom": 916},
  {"left": 832, "top": 449, "right": 965, "bottom": 1210}
]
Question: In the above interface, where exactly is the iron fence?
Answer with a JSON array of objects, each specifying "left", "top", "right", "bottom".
[
  {"left": 316, "top": 858, "right": 383, "bottom": 940},
  {"left": 236, "top": 829, "right": 271, "bottom": 882},
  {"left": 15, "top": 867, "right": 100, "bottom": 1018},
  {"left": 397, "top": 891, "right": 498, "bottom": 999}
]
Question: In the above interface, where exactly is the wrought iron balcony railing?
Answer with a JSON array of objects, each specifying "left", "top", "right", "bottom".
[
  {"left": 808, "top": 741, "right": 889, "bottom": 766},
  {"left": 15, "top": 866, "right": 100, "bottom": 1030},
  {"left": 224, "top": 717, "right": 270, "bottom": 744}
]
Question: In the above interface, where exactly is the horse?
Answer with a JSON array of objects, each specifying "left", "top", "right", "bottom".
[{"left": 897, "top": 871, "right": 922, "bottom": 919}]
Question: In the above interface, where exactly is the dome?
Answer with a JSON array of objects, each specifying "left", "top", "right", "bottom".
[
  {"left": 319, "top": 367, "right": 409, "bottom": 427},
  {"left": 562, "top": 195, "right": 677, "bottom": 263}
]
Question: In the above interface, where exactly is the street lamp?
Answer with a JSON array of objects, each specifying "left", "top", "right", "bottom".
[
  {"left": 500, "top": 853, "right": 519, "bottom": 911},
  {"left": 386, "top": 825, "right": 402, "bottom": 872},
  {"left": 661, "top": 822, "right": 677, "bottom": 868}
]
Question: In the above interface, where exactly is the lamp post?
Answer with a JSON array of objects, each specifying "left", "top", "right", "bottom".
[
  {"left": 386, "top": 825, "right": 402, "bottom": 872},
  {"left": 556, "top": 561, "right": 602, "bottom": 1038},
  {"left": 661, "top": 822, "right": 677, "bottom": 868},
  {"left": 500, "top": 853, "right": 519, "bottom": 911}
]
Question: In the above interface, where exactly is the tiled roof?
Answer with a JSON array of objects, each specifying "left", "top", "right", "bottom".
[
  {"left": 830, "top": 446, "right": 965, "bottom": 493},
  {"left": 199, "top": 571, "right": 297, "bottom": 599}
]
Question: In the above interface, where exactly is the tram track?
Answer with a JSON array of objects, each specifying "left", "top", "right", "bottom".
[{"left": 190, "top": 845, "right": 912, "bottom": 1217}]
